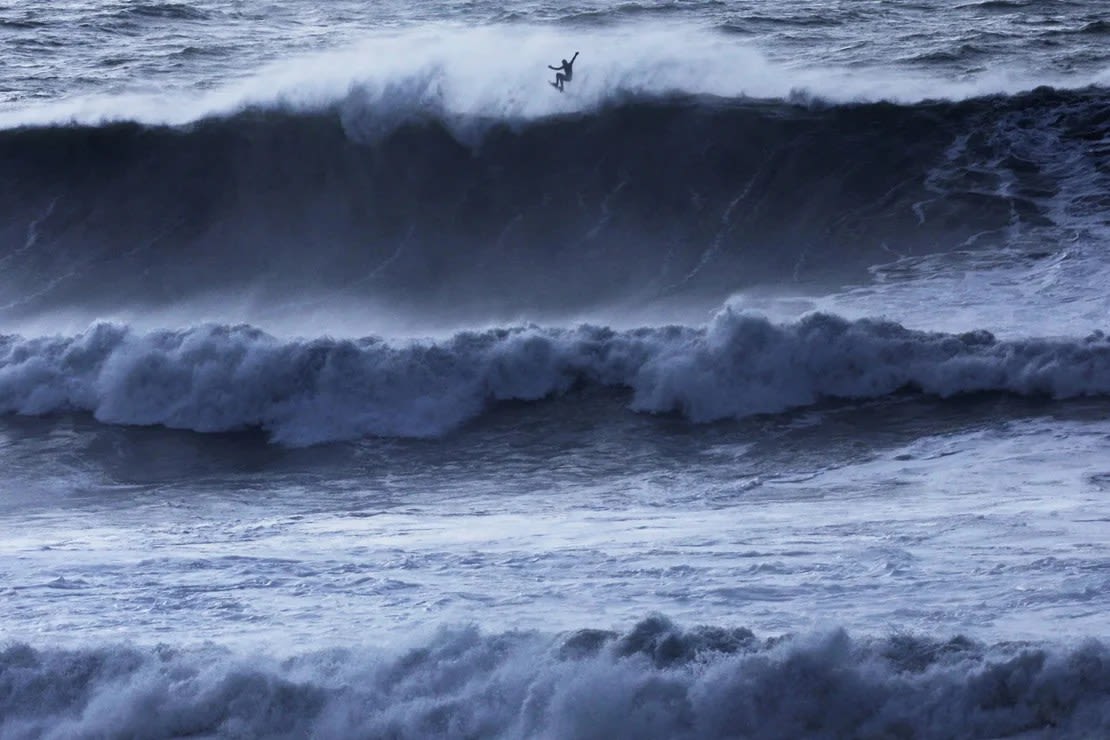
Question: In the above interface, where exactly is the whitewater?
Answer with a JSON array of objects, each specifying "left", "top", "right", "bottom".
[{"left": 1, "top": 1, "right": 1109, "bottom": 738}]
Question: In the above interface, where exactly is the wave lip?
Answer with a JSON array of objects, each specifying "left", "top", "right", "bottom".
[
  {"left": 2, "top": 616, "right": 1108, "bottom": 739},
  {"left": 3, "top": 311, "right": 1110, "bottom": 444},
  {"left": 1, "top": 22, "right": 1107, "bottom": 131}
]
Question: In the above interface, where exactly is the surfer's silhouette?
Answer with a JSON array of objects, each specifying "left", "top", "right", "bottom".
[{"left": 548, "top": 51, "right": 579, "bottom": 92}]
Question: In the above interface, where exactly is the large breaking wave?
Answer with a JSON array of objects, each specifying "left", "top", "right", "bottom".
[
  {"left": 4, "top": 310, "right": 1110, "bottom": 444},
  {"left": 1, "top": 79, "right": 1107, "bottom": 323},
  {"left": 2, "top": 616, "right": 1107, "bottom": 739}
]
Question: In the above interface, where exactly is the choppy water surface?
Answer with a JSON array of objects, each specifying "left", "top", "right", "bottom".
[{"left": 1, "top": 1, "right": 1109, "bottom": 737}]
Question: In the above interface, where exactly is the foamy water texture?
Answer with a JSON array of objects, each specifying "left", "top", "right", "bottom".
[
  {"left": 2, "top": 23, "right": 1107, "bottom": 130},
  {"left": 3, "top": 310, "right": 1110, "bottom": 444},
  {"left": 3, "top": 619, "right": 1107, "bottom": 739}
]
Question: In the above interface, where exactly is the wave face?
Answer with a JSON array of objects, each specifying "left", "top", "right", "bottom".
[
  {"left": 1, "top": 84, "right": 1107, "bottom": 321},
  {"left": 3, "top": 310, "right": 1110, "bottom": 444},
  {"left": 2, "top": 617, "right": 1107, "bottom": 739}
]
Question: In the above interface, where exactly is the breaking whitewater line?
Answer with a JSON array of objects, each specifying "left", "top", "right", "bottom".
[{"left": 3, "top": 311, "right": 1110, "bottom": 445}]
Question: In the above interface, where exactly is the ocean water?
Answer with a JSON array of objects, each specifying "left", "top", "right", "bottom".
[{"left": 2, "top": 1, "right": 1110, "bottom": 737}]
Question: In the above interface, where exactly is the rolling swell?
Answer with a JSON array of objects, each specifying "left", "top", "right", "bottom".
[
  {"left": 1, "top": 86, "right": 1104, "bottom": 321},
  {"left": 4, "top": 310, "right": 1110, "bottom": 445},
  {"left": 2, "top": 617, "right": 1107, "bottom": 739}
]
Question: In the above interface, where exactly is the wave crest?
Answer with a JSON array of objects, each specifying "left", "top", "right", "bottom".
[
  {"left": 3, "top": 311, "right": 1110, "bottom": 444},
  {"left": 2, "top": 617, "right": 1107, "bottom": 739}
]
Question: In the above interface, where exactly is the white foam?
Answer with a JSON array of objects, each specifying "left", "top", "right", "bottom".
[
  {"left": 0, "top": 23, "right": 1102, "bottom": 130},
  {"left": 1, "top": 619, "right": 1106, "bottom": 739},
  {"left": 3, "top": 309, "right": 1110, "bottom": 444}
]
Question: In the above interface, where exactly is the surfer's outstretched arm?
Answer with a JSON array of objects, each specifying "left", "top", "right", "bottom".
[
  {"left": 548, "top": 64, "right": 561, "bottom": 70},
  {"left": 571, "top": 52, "right": 579, "bottom": 61}
]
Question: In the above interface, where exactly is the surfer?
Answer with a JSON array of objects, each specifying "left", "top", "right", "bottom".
[{"left": 548, "top": 52, "right": 579, "bottom": 92}]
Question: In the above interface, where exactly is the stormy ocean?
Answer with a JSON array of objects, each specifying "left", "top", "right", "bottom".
[{"left": 1, "top": 1, "right": 1109, "bottom": 737}]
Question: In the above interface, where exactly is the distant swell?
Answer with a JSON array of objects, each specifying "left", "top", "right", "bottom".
[
  {"left": 0, "top": 86, "right": 1106, "bottom": 320},
  {"left": 3, "top": 311, "right": 1110, "bottom": 444},
  {"left": 2, "top": 617, "right": 1107, "bottom": 739}
]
